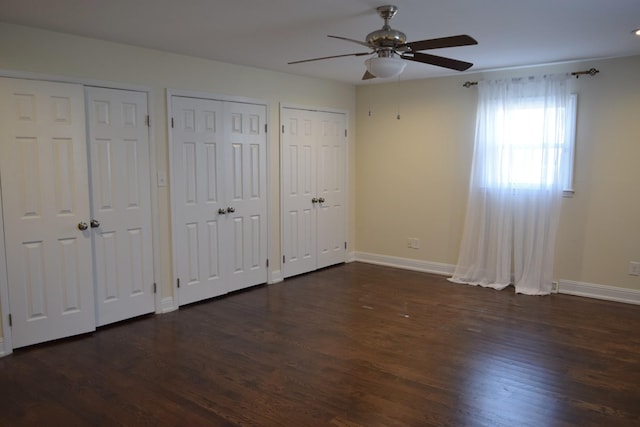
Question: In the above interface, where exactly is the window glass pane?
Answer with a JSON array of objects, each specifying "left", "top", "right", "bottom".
[{"left": 483, "top": 94, "right": 576, "bottom": 190}]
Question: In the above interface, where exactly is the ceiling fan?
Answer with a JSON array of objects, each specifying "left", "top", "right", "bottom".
[{"left": 289, "top": 5, "right": 478, "bottom": 80}]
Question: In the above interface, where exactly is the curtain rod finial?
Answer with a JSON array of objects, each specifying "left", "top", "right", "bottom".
[{"left": 572, "top": 68, "right": 600, "bottom": 78}]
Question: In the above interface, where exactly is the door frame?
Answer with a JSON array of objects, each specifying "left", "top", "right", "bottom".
[
  {"left": 0, "top": 69, "right": 161, "bottom": 356},
  {"left": 0, "top": 173, "right": 9, "bottom": 355},
  {"left": 166, "top": 89, "right": 272, "bottom": 309},
  {"left": 279, "top": 103, "right": 350, "bottom": 279}
]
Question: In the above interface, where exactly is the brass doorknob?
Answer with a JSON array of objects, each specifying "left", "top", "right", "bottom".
[
  {"left": 226, "top": 207, "right": 235, "bottom": 213},
  {"left": 311, "top": 198, "right": 319, "bottom": 204},
  {"left": 90, "top": 219, "right": 100, "bottom": 228},
  {"left": 318, "top": 197, "right": 325, "bottom": 203},
  {"left": 218, "top": 208, "right": 227, "bottom": 214},
  {"left": 77, "top": 222, "right": 88, "bottom": 231}
]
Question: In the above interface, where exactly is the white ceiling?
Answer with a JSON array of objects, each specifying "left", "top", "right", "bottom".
[{"left": 2, "top": 0, "right": 640, "bottom": 85}]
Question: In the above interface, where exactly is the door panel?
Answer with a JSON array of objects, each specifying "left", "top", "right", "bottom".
[
  {"left": 224, "top": 102, "right": 267, "bottom": 292},
  {"left": 172, "top": 96, "right": 225, "bottom": 305},
  {"left": 281, "top": 108, "right": 317, "bottom": 278},
  {"left": 316, "top": 112, "right": 347, "bottom": 269},
  {"left": 86, "top": 87, "right": 154, "bottom": 326},
  {"left": 0, "top": 78, "right": 96, "bottom": 348}
]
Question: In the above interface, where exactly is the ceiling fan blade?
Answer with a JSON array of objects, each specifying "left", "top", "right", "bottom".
[
  {"left": 288, "top": 51, "right": 371, "bottom": 65},
  {"left": 402, "top": 35, "right": 478, "bottom": 52},
  {"left": 328, "top": 35, "right": 372, "bottom": 49},
  {"left": 362, "top": 70, "right": 376, "bottom": 80},
  {"left": 401, "top": 52, "right": 473, "bottom": 71}
]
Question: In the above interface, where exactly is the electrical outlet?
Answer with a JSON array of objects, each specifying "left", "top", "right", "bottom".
[
  {"left": 629, "top": 261, "right": 640, "bottom": 276},
  {"left": 407, "top": 238, "right": 421, "bottom": 249}
]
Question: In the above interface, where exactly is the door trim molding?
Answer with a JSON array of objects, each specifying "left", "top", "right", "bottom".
[
  {"left": 166, "top": 89, "right": 271, "bottom": 308},
  {"left": 0, "top": 172, "right": 11, "bottom": 356},
  {"left": 0, "top": 68, "right": 154, "bottom": 93}
]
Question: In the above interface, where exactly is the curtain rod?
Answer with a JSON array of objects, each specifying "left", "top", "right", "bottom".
[{"left": 462, "top": 68, "right": 600, "bottom": 88}]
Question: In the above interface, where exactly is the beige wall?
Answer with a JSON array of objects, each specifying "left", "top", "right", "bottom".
[
  {"left": 0, "top": 23, "right": 357, "bottom": 310},
  {"left": 356, "top": 55, "right": 640, "bottom": 291}
]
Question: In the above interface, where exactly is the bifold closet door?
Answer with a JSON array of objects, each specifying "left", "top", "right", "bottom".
[
  {"left": 86, "top": 87, "right": 155, "bottom": 326},
  {"left": 0, "top": 78, "right": 96, "bottom": 348},
  {"left": 171, "top": 96, "right": 268, "bottom": 306},
  {"left": 281, "top": 108, "right": 347, "bottom": 279}
]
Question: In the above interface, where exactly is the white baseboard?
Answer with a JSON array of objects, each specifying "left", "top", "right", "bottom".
[
  {"left": 353, "top": 251, "right": 640, "bottom": 306},
  {"left": 160, "top": 297, "right": 177, "bottom": 313},
  {"left": 346, "top": 251, "right": 356, "bottom": 263},
  {"left": 269, "top": 269, "right": 283, "bottom": 285},
  {"left": 558, "top": 279, "right": 640, "bottom": 305},
  {"left": 353, "top": 252, "right": 455, "bottom": 276}
]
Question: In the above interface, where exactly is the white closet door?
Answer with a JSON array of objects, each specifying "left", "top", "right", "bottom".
[
  {"left": 0, "top": 78, "right": 96, "bottom": 348},
  {"left": 281, "top": 108, "right": 317, "bottom": 278},
  {"left": 316, "top": 112, "right": 347, "bottom": 269},
  {"left": 171, "top": 96, "right": 226, "bottom": 305},
  {"left": 224, "top": 102, "right": 268, "bottom": 292},
  {"left": 86, "top": 87, "right": 154, "bottom": 326},
  {"left": 281, "top": 108, "right": 347, "bottom": 278}
]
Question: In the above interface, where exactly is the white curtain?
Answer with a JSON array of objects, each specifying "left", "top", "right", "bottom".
[{"left": 450, "top": 75, "right": 572, "bottom": 295}]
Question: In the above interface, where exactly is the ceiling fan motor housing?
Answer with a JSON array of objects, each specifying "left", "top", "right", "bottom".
[
  {"left": 367, "top": 5, "right": 406, "bottom": 50},
  {"left": 366, "top": 28, "right": 407, "bottom": 49}
]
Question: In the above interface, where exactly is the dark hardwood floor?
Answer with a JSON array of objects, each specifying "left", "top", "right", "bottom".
[{"left": 1, "top": 262, "right": 639, "bottom": 426}]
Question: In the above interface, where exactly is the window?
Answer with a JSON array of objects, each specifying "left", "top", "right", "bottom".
[{"left": 482, "top": 94, "right": 577, "bottom": 192}]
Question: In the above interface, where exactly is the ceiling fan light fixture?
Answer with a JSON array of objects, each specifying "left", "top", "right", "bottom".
[
  {"left": 365, "top": 56, "right": 406, "bottom": 78},
  {"left": 634, "top": 28, "right": 640, "bottom": 36}
]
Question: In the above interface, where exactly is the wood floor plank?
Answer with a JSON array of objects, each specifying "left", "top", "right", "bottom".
[{"left": 1, "top": 262, "right": 639, "bottom": 426}]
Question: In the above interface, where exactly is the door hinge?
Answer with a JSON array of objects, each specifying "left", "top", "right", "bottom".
[
  {"left": 345, "top": 241, "right": 347, "bottom": 249},
  {"left": 8, "top": 313, "right": 12, "bottom": 327},
  {"left": 265, "top": 123, "right": 267, "bottom": 133},
  {"left": 345, "top": 129, "right": 347, "bottom": 137},
  {"left": 283, "top": 255, "right": 285, "bottom": 263},
  {"left": 146, "top": 115, "right": 151, "bottom": 127},
  {"left": 282, "top": 124, "right": 285, "bottom": 134},
  {"left": 177, "top": 278, "right": 180, "bottom": 288},
  {"left": 171, "top": 117, "right": 175, "bottom": 128},
  {"left": 266, "top": 259, "right": 269, "bottom": 268},
  {"left": 153, "top": 282, "right": 157, "bottom": 294}
]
